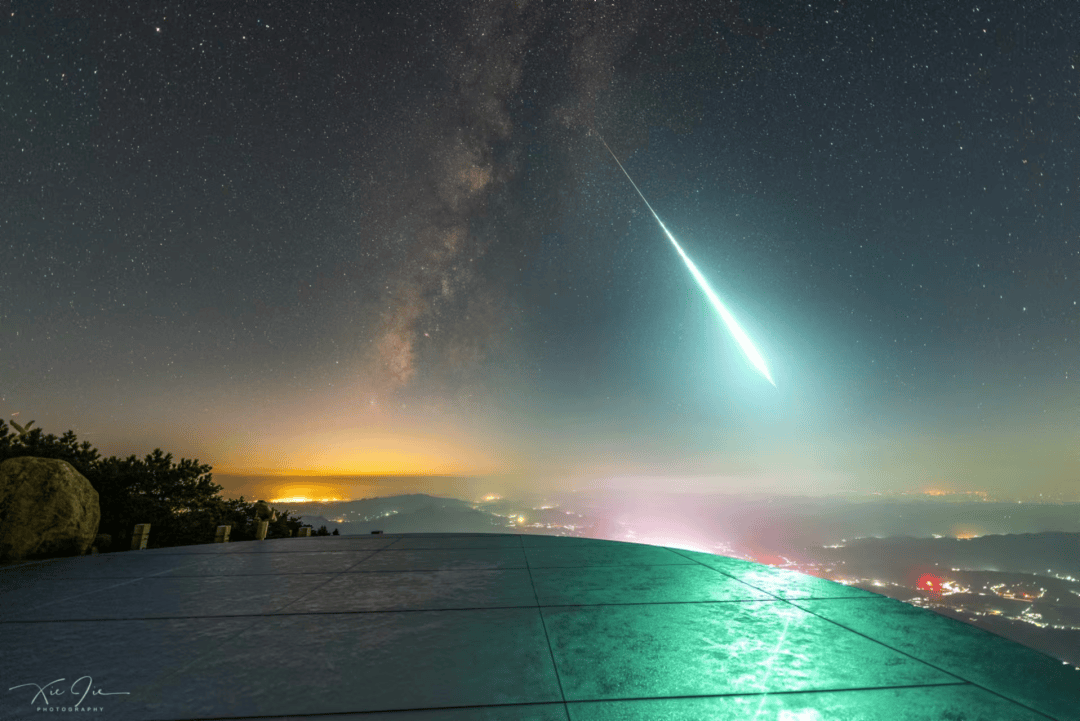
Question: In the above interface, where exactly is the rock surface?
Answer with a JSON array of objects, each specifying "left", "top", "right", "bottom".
[
  {"left": 91, "top": 533, "right": 113, "bottom": 554},
  {"left": 252, "top": 499, "right": 277, "bottom": 522},
  {"left": 0, "top": 457, "right": 101, "bottom": 562}
]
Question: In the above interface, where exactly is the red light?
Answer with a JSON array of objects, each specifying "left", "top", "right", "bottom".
[{"left": 916, "top": 573, "right": 943, "bottom": 597}]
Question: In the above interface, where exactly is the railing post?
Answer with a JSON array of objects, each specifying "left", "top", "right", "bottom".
[
  {"left": 131, "top": 523, "right": 150, "bottom": 550},
  {"left": 214, "top": 525, "right": 231, "bottom": 543}
]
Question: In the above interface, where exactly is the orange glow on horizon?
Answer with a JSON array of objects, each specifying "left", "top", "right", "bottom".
[
  {"left": 951, "top": 523, "right": 984, "bottom": 539},
  {"left": 209, "top": 427, "right": 501, "bottom": 478},
  {"left": 215, "top": 467, "right": 478, "bottom": 478}
]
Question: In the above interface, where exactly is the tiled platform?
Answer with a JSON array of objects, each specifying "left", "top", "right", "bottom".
[{"left": 1, "top": 533, "right": 1077, "bottom": 720}]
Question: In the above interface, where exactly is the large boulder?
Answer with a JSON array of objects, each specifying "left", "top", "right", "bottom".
[
  {"left": 91, "top": 533, "right": 113, "bottom": 554},
  {"left": 252, "top": 500, "right": 277, "bottom": 522},
  {"left": 0, "top": 457, "right": 101, "bottom": 562}
]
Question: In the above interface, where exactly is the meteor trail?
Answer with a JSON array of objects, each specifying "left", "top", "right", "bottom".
[{"left": 593, "top": 129, "right": 777, "bottom": 387}]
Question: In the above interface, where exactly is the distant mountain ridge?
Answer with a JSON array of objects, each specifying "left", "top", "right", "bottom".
[
  {"left": 283, "top": 493, "right": 515, "bottom": 535},
  {"left": 820, "top": 532, "right": 1080, "bottom": 576}
]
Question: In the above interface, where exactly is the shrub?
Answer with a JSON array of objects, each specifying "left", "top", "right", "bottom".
[{"left": 0, "top": 418, "right": 306, "bottom": 552}]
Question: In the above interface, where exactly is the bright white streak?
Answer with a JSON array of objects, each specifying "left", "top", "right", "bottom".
[{"left": 595, "top": 131, "right": 776, "bottom": 387}]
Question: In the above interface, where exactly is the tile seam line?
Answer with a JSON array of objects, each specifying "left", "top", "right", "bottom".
[
  {"left": 563, "top": 683, "right": 1059, "bottom": 721},
  {"left": 559, "top": 681, "right": 984, "bottom": 708},
  {"left": 3, "top": 597, "right": 889, "bottom": 624},
  {"left": 4, "top": 559, "right": 709, "bottom": 582},
  {"left": 211, "top": 698, "right": 570, "bottom": 720},
  {"left": 522, "top": 533, "right": 571, "bottom": 720},
  {"left": 8, "top": 536, "right": 1073, "bottom": 721},
  {"left": 0, "top": 564, "right": 186, "bottom": 612},
  {"left": 132, "top": 537, "right": 409, "bottom": 691},
  {"left": 665, "top": 548, "right": 1065, "bottom": 721},
  {"left": 783, "top": 597, "right": 1070, "bottom": 721},
  {"left": 191, "top": 683, "right": 988, "bottom": 721}
]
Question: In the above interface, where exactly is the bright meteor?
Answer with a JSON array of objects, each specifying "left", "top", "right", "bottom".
[{"left": 593, "top": 129, "right": 777, "bottom": 387}]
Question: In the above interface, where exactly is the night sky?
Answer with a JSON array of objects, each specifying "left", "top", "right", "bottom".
[{"left": 3, "top": 0, "right": 1078, "bottom": 503}]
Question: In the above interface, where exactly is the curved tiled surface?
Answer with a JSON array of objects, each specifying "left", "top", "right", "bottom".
[{"left": 1, "top": 533, "right": 1076, "bottom": 720}]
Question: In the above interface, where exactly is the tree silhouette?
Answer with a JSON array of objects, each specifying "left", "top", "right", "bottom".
[{"left": 0, "top": 418, "right": 305, "bottom": 553}]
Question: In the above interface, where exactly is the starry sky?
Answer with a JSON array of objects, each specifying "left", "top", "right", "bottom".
[{"left": 2, "top": 0, "right": 1078, "bottom": 503}]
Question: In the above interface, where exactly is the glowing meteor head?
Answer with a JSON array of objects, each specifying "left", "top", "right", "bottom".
[
  {"left": 593, "top": 129, "right": 777, "bottom": 388},
  {"left": 657, "top": 218, "right": 776, "bottom": 387}
]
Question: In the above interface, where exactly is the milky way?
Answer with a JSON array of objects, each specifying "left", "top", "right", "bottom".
[{"left": 4, "top": 0, "right": 1078, "bottom": 498}]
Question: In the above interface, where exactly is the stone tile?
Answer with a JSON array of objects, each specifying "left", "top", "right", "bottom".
[
  {"left": 107, "top": 542, "right": 282, "bottom": 557},
  {"left": 542, "top": 599, "right": 959, "bottom": 701},
  {"left": 7, "top": 573, "right": 334, "bottom": 621},
  {"left": 215, "top": 537, "right": 399, "bottom": 553},
  {"left": 0, "top": 551, "right": 212, "bottom": 580},
  {"left": 666, "top": 548, "right": 772, "bottom": 569},
  {"left": 730, "top": 567, "right": 883, "bottom": 600},
  {"left": 228, "top": 706, "right": 569, "bottom": 721},
  {"left": 672, "top": 549, "right": 882, "bottom": 599},
  {"left": 4, "top": 532, "right": 1072, "bottom": 721},
  {"left": 391, "top": 532, "right": 507, "bottom": 536},
  {"left": 524, "top": 545, "right": 697, "bottom": 569},
  {"left": 520, "top": 536, "right": 632, "bottom": 548},
  {"left": 348, "top": 548, "right": 529, "bottom": 572},
  {"left": 530, "top": 564, "right": 774, "bottom": 606},
  {"left": 130, "top": 608, "right": 562, "bottom": 719},
  {"left": 0, "top": 616, "right": 265, "bottom": 721},
  {"left": 792, "top": 596, "right": 1080, "bottom": 721},
  {"left": 276, "top": 569, "right": 539, "bottom": 613},
  {"left": 1, "top": 577, "right": 152, "bottom": 618},
  {"left": 163, "top": 550, "right": 377, "bottom": 576},
  {"left": 133, "top": 544, "right": 234, "bottom": 555},
  {"left": 390, "top": 536, "right": 525, "bottom": 550},
  {"left": 127, "top": 538, "right": 396, "bottom": 556},
  {"left": 565, "top": 684, "right": 1051, "bottom": 720}
]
